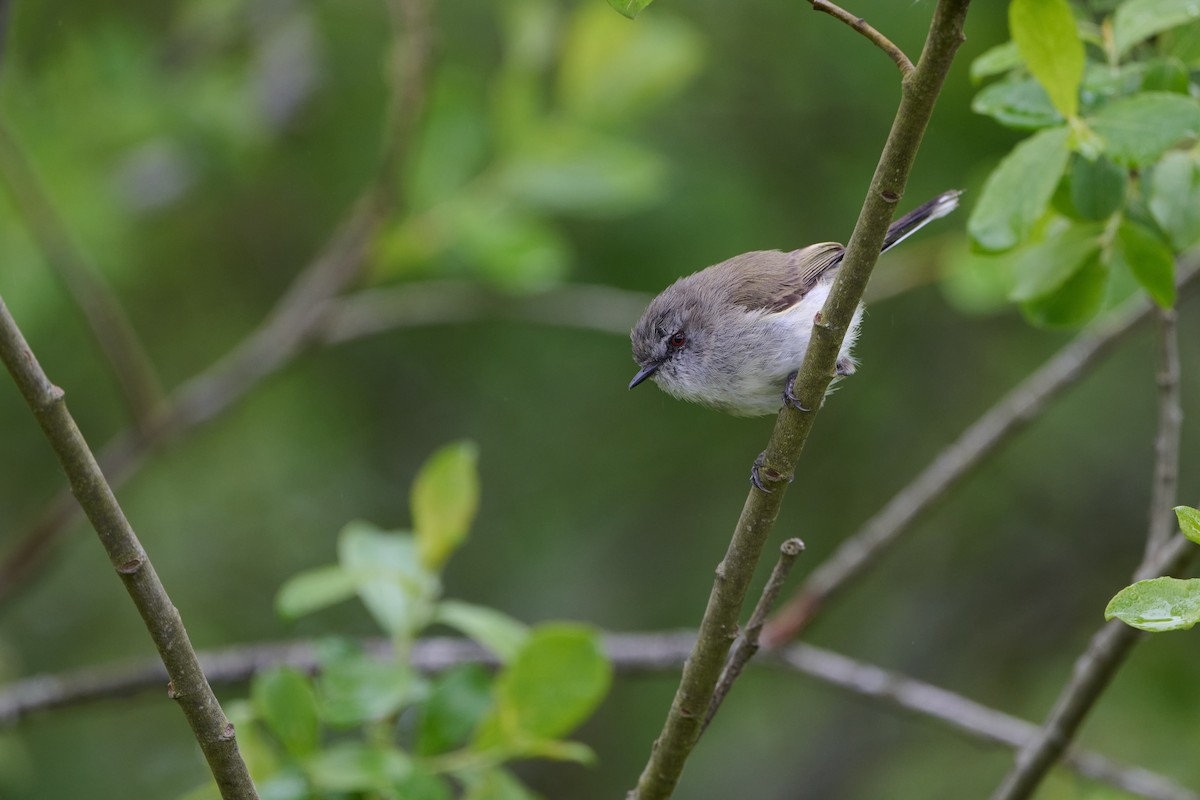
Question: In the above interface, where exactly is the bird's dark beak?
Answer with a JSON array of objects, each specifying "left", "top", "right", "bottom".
[
  {"left": 628, "top": 362, "right": 659, "bottom": 390},
  {"left": 624, "top": 362, "right": 662, "bottom": 388}
]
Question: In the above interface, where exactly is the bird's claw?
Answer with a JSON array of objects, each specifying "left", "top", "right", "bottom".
[
  {"left": 783, "top": 371, "right": 810, "bottom": 412},
  {"left": 750, "top": 451, "right": 793, "bottom": 494}
]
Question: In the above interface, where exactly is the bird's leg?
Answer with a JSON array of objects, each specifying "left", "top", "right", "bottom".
[
  {"left": 783, "top": 371, "right": 810, "bottom": 412},
  {"left": 750, "top": 451, "right": 794, "bottom": 493}
]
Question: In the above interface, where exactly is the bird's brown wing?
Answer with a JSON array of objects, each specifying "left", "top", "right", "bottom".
[{"left": 713, "top": 243, "right": 846, "bottom": 314}]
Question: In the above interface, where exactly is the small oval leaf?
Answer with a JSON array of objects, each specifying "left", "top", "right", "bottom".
[
  {"left": 1010, "top": 222, "right": 1105, "bottom": 301},
  {"left": 276, "top": 565, "right": 358, "bottom": 620},
  {"left": 1067, "top": 155, "right": 1126, "bottom": 221},
  {"left": 968, "top": 126, "right": 1072, "bottom": 252},
  {"left": 1148, "top": 150, "right": 1200, "bottom": 251},
  {"left": 474, "top": 624, "right": 611, "bottom": 745},
  {"left": 1021, "top": 250, "right": 1109, "bottom": 327},
  {"left": 412, "top": 441, "right": 481, "bottom": 571},
  {"left": 1010, "top": 0, "right": 1084, "bottom": 118},
  {"left": 1087, "top": 92, "right": 1200, "bottom": 167},
  {"left": 252, "top": 667, "right": 319, "bottom": 757},
  {"left": 435, "top": 600, "right": 530, "bottom": 661},
  {"left": 1106, "top": 577, "right": 1200, "bottom": 632},
  {"left": 1113, "top": 221, "right": 1177, "bottom": 308},
  {"left": 1177, "top": 506, "right": 1200, "bottom": 544},
  {"left": 1114, "top": 0, "right": 1200, "bottom": 57}
]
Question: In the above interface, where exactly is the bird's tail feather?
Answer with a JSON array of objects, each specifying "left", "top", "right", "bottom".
[{"left": 880, "top": 190, "right": 962, "bottom": 253}]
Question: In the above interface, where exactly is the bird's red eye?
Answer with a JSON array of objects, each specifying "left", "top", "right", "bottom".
[{"left": 669, "top": 332, "right": 686, "bottom": 348}]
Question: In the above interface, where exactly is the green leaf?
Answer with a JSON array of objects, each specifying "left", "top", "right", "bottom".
[
  {"left": 417, "top": 664, "right": 495, "bottom": 756},
  {"left": 1176, "top": 506, "right": 1200, "bottom": 544},
  {"left": 971, "top": 77, "right": 1064, "bottom": 130},
  {"left": 318, "top": 647, "right": 419, "bottom": 727},
  {"left": 1087, "top": 92, "right": 1200, "bottom": 167},
  {"left": 305, "top": 742, "right": 412, "bottom": 792},
  {"left": 968, "top": 126, "right": 1072, "bottom": 252},
  {"left": 1114, "top": 0, "right": 1200, "bottom": 57},
  {"left": 475, "top": 624, "right": 611, "bottom": 745},
  {"left": 251, "top": 667, "right": 319, "bottom": 757},
  {"left": 435, "top": 601, "right": 530, "bottom": 661},
  {"left": 1010, "top": 0, "right": 1084, "bottom": 118},
  {"left": 412, "top": 440, "right": 480, "bottom": 571},
  {"left": 1066, "top": 155, "right": 1126, "bottom": 221},
  {"left": 559, "top": 4, "right": 703, "bottom": 126},
  {"left": 338, "top": 522, "right": 438, "bottom": 638},
  {"left": 275, "top": 565, "right": 358, "bottom": 620},
  {"left": 396, "top": 765, "right": 453, "bottom": 800},
  {"left": 1021, "top": 250, "right": 1109, "bottom": 327},
  {"left": 1105, "top": 577, "right": 1200, "bottom": 632},
  {"left": 1164, "top": 19, "right": 1200, "bottom": 65},
  {"left": 970, "top": 41, "right": 1022, "bottom": 83},
  {"left": 1011, "top": 221, "right": 1105, "bottom": 301},
  {"left": 1141, "top": 57, "right": 1191, "bottom": 93},
  {"left": 462, "top": 768, "right": 543, "bottom": 800},
  {"left": 1113, "top": 221, "right": 1177, "bottom": 307},
  {"left": 1148, "top": 150, "right": 1200, "bottom": 250},
  {"left": 605, "top": 0, "right": 654, "bottom": 20}
]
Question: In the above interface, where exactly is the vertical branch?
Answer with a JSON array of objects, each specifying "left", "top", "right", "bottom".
[
  {"left": 0, "top": 295, "right": 258, "bottom": 799},
  {"left": 629, "top": 2, "right": 970, "bottom": 797},
  {"left": 1143, "top": 308, "right": 1181, "bottom": 559},
  {"left": 701, "top": 538, "right": 804, "bottom": 733},
  {"left": 991, "top": 302, "right": 1189, "bottom": 800}
]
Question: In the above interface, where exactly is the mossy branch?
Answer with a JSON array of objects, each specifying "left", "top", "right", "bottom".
[{"left": 629, "top": 2, "right": 970, "bottom": 797}]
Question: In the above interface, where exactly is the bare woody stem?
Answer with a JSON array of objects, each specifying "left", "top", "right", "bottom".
[
  {"left": 811, "top": 0, "right": 915, "bottom": 76},
  {"left": 763, "top": 262, "right": 1200, "bottom": 646},
  {"left": 1143, "top": 308, "right": 1182, "bottom": 560},
  {"left": 991, "top": 302, "right": 1189, "bottom": 800},
  {"left": 0, "top": 296, "right": 257, "bottom": 799},
  {"left": 630, "top": 3, "right": 970, "bottom": 797},
  {"left": 701, "top": 538, "right": 804, "bottom": 733},
  {"left": 3, "top": 633, "right": 1194, "bottom": 800}
]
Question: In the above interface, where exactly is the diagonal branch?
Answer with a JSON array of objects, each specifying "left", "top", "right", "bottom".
[
  {"left": 2, "top": 633, "right": 1194, "bottom": 800},
  {"left": 810, "top": 0, "right": 915, "bottom": 77},
  {"left": 991, "top": 297, "right": 1191, "bottom": 800},
  {"left": 630, "top": 3, "right": 970, "bottom": 797},
  {"left": 763, "top": 261, "right": 1200, "bottom": 647},
  {"left": 0, "top": 295, "right": 257, "bottom": 799}
]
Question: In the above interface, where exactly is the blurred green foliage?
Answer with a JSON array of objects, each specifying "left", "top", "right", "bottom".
[
  {"left": 964, "top": 0, "right": 1200, "bottom": 326},
  {"left": 191, "top": 442, "right": 610, "bottom": 799},
  {"left": 1, "top": 0, "right": 1198, "bottom": 799}
]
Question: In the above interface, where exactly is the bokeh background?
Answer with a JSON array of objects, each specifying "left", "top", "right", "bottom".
[{"left": 1, "top": 0, "right": 1198, "bottom": 798}]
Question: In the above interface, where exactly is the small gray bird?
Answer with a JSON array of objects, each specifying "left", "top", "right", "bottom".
[{"left": 629, "top": 190, "right": 961, "bottom": 417}]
